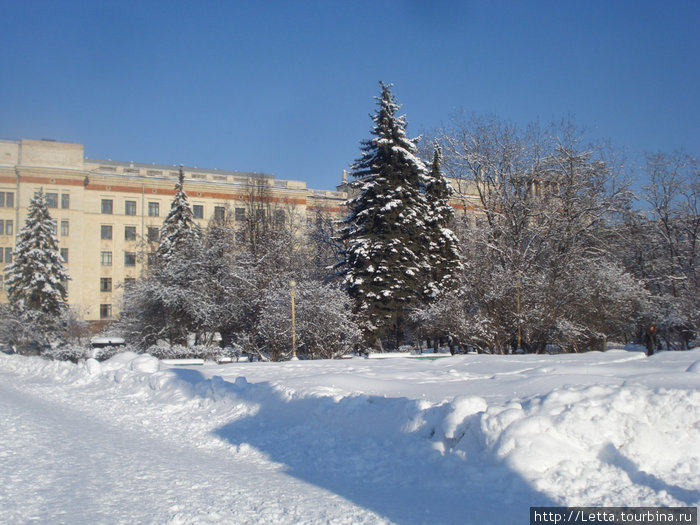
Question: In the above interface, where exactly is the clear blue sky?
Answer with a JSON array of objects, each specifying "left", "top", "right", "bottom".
[{"left": 1, "top": 0, "right": 697, "bottom": 190}]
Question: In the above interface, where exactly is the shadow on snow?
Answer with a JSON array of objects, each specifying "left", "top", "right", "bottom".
[
  {"left": 170, "top": 368, "right": 555, "bottom": 524},
  {"left": 599, "top": 443, "right": 700, "bottom": 505}
]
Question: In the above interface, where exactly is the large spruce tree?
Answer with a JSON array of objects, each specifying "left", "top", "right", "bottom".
[
  {"left": 339, "top": 82, "right": 431, "bottom": 348},
  {"left": 5, "top": 189, "right": 70, "bottom": 315}
]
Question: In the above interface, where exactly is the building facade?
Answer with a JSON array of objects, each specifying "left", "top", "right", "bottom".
[{"left": 0, "top": 139, "right": 347, "bottom": 323}]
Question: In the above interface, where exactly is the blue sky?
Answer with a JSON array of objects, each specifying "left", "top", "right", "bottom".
[{"left": 1, "top": 0, "right": 697, "bottom": 191}]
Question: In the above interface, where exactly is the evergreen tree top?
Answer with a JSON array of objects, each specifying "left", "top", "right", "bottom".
[
  {"left": 426, "top": 143, "right": 454, "bottom": 214},
  {"left": 350, "top": 81, "right": 425, "bottom": 182}
]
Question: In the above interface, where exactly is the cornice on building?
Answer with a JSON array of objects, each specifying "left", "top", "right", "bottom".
[{"left": 0, "top": 138, "right": 349, "bottom": 201}]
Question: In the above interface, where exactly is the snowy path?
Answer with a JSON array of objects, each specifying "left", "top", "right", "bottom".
[{"left": 0, "top": 378, "right": 385, "bottom": 525}]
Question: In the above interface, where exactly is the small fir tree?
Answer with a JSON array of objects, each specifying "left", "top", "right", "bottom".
[
  {"left": 5, "top": 189, "right": 70, "bottom": 315},
  {"left": 339, "top": 82, "right": 432, "bottom": 348},
  {"left": 120, "top": 169, "right": 206, "bottom": 347},
  {"left": 156, "top": 166, "right": 201, "bottom": 262},
  {"left": 423, "top": 144, "right": 461, "bottom": 298}
]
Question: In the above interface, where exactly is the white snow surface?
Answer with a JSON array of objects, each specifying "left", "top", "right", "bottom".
[{"left": 1, "top": 348, "right": 699, "bottom": 524}]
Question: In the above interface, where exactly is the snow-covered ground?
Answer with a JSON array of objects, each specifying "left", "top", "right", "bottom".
[{"left": 1, "top": 347, "right": 699, "bottom": 524}]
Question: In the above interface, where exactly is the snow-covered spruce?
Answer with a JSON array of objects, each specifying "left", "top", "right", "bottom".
[
  {"left": 339, "top": 82, "right": 435, "bottom": 347},
  {"left": 4, "top": 188, "right": 70, "bottom": 315},
  {"left": 156, "top": 166, "right": 202, "bottom": 263},
  {"left": 423, "top": 143, "right": 462, "bottom": 299},
  {"left": 119, "top": 171, "right": 207, "bottom": 347}
]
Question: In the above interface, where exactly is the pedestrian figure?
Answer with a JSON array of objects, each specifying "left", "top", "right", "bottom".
[{"left": 645, "top": 325, "right": 657, "bottom": 356}]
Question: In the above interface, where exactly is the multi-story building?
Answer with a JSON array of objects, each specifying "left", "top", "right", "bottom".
[{"left": 0, "top": 139, "right": 347, "bottom": 324}]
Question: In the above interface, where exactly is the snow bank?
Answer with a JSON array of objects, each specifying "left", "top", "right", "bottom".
[
  {"left": 1, "top": 349, "right": 699, "bottom": 523},
  {"left": 459, "top": 385, "right": 700, "bottom": 505}
]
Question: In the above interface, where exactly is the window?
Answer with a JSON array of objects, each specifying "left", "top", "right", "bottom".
[
  {"left": 61, "top": 193, "right": 70, "bottom": 209},
  {"left": 124, "top": 226, "right": 137, "bottom": 241},
  {"left": 60, "top": 248, "right": 69, "bottom": 263},
  {"left": 4, "top": 247, "right": 12, "bottom": 264},
  {"left": 60, "top": 220, "right": 69, "bottom": 237},
  {"left": 147, "top": 227, "right": 159, "bottom": 242},
  {"left": 101, "top": 225, "right": 113, "bottom": 240},
  {"left": 256, "top": 208, "right": 265, "bottom": 221},
  {"left": 100, "top": 277, "right": 112, "bottom": 292},
  {"left": 148, "top": 202, "right": 159, "bottom": 217},
  {"left": 193, "top": 205, "right": 204, "bottom": 219},
  {"left": 100, "top": 251, "right": 112, "bottom": 266},
  {"left": 49, "top": 221, "right": 57, "bottom": 235},
  {"left": 124, "top": 277, "right": 135, "bottom": 288},
  {"left": 0, "top": 191, "right": 14, "bottom": 207},
  {"left": 235, "top": 207, "right": 246, "bottom": 221},
  {"left": 0, "top": 249, "right": 2, "bottom": 263},
  {"left": 46, "top": 192, "right": 58, "bottom": 208},
  {"left": 214, "top": 206, "right": 226, "bottom": 220},
  {"left": 235, "top": 230, "right": 245, "bottom": 243},
  {"left": 147, "top": 252, "right": 156, "bottom": 267},
  {"left": 0, "top": 220, "right": 12, "bottom": 236},
  {"left": 100, "top": 304, "right": 112, "bottom": 320},
  {"left": 274, "top": 209, "right": 286, "bottom": 225},
  {"left": 101, "top": 199, "right": 113, "bottom": 214},
  {"left": 125, "top": 200, "right": 137, "bottom": 216},
  {"left": 124, "top": 252, "right": 136, "bottom": 266}
]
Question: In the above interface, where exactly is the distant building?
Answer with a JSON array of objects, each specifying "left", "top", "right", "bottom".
[{"left": 0, "top": 139, "right": 346, "bottom": 324}]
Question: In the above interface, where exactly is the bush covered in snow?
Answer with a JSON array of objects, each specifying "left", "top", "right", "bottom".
[
  {"left": 41, "top": 344, "right": 90, "bottom": 363},
  {"left": 144, "top": 343, "right": 231, "bottom": 362},
  {"left": 255, "top": 279, "right": 361, "bottom": 360}
]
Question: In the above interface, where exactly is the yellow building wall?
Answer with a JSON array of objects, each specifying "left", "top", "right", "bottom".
[{"left": 0, "top": 139, "right": 347, "bottom": 323}]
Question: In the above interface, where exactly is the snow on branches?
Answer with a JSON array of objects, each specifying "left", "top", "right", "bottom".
[
  {"left": 338, "top": 82, "right": 460, "bottom": 348},
  {"left": 5, "top": 189, "right": 69, "bottom": 315}
]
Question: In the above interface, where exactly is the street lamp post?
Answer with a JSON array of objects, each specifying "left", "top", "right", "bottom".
[
  {"left": 516, "top": 277, "right": 522, "bottom": 354},
  {"left": 290, "top": 280, "right": 298, "bottom": 360}
]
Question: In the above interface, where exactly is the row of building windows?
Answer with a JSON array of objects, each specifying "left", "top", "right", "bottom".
[
  {"left": 102, "top": 199, "right": 159, "bottom": 217},
  {"left": 98, "top": 199, "right": 263, "bottom": 223},
  {"left": 0, "top": 247, "right": 68, "bottom": 265},
  {"left": 97, "top": 225, "right": 160, "bottom": 242},
  {"left": 99, "top": 277, "right": 135, "bottom": 293},
  {"left": 0, "top": 191, "right": 77, "bottom": 210},
  {"left": 100, "top": 251, "right": 142, "bottom": 267},
  {"left": 99, "top": 250, "right": 162, "bottom": 267},
  {"left": 45, "top": 193, "right": 70, "bottom": 209}
]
